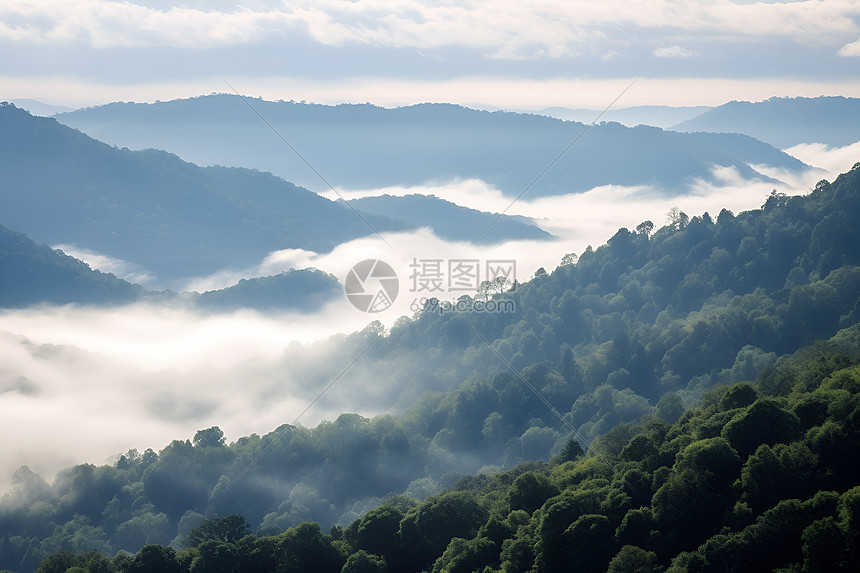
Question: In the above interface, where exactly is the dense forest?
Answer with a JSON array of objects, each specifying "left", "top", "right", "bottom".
[
  {"left": 19, "top": 324, "right": 860, "bottom": 572},
  {"left": 2, "top": 163, "right": 860, "bottom": 572}
]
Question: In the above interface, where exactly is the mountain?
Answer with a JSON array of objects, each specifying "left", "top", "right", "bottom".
[
  {"left": 672, "top": 96, "right": 860, "bottom": 148},
  {"left": 53, "top": 95, "right": 809, "bottom": 198},
  {"left": 0, "top": 223, "right": 146, "bottom": 307},
  {"left": 3, "top": 163, "right": 860, "bottom": 571},
  {"left": 193, "top": 269, "right": 341, "bottom": 312},
  {"left": 0, "top": 222, "right": 343, "bottom": 311},
  {"left": 348, "top": 194, "right": 553, "bottom": 243},
  {"left": 0, "top": 103, "right": 411, "bottom": 284},
  {"left": 10, "top": 98, "right": 74, "bottom": 117},
  {"left": 524, "top": 104, "right": 712, "bottom": 128}
]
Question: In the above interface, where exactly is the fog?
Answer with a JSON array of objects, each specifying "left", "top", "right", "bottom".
[{"left": 2, "top": 141, "right": 857, "bottom": 492}]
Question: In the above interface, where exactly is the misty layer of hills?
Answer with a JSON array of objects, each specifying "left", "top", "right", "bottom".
[
  {"left": 0, "top": 103, "right": 549, "bottom": 286},
  {"left": 672, "top": 96, "right": 860, "bottom": 148},
  {"left": 53, "top": 95, "right": 807, "bottom": 197},
  {"left": 346, "top": 194, "right": 553, "bottom": 243},
  {"left": 524, "top": 105, "right": 713, "bottom": 129},
  {"left": 0, "top": 225, "right": 146, "bottom": 307},
  {"left": 0, "top": 223, "right": 341, "bottom": 311},
  {"left": 3, "top": 162, "right": 859, "bottom": 573}
]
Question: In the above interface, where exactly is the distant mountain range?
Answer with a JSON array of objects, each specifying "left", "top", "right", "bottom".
[
  {"left": 0, "top": 222, "right": 342, "bottom": 311},
  {"left": 53, "top": 95, "right": 808, "bottom": 197},
  {"left": 521, "top": 105, "right": 712, "bottom": 128},
  {"left": 672, "top": 96, "right": 860, "bottom": 148},
  {"left": 0, "top": 104, "right": 547, "bottom": 285},
  {"left": 11, "top": 98, "right": 74, "bottom": 117}
]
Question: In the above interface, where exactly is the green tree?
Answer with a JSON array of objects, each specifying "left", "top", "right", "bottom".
[
  {"left": 186, "top": 515, "right": 251, "bottom": 547},
  {"left": 340, "top": 550, "right": 388, "bottom": 573},
  {"left": 126, "top": 545, "right": 182, "bottom": 573}
]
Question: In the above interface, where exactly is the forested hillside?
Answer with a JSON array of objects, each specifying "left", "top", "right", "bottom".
[
  {"left": 0, "top": 224, "right": 146, "bottom": 307},
  {"left": 23, "top": 325, "right": 860, "bottom": 572},
  {"left": 2, "top": 163, "right": 860, "bottom": 572}
]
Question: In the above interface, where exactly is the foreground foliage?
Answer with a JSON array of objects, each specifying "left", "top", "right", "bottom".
[{"left": 25, "top": 325, "right": 860, "bottom": 572}]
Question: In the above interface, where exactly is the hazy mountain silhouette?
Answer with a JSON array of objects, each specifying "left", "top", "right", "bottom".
[
  {"left": 672, "top": 96, "right": 860, "bottom": 148},
  {"left": 523, "top": 105, "right": 712, "bottom": 128},
  {"left": 54, "top": 95, "right": 808, "bottom": 197},
  {"left": 0, "top": 223, "right": 146, "bottom": 307},
  {"left": 11, "top": 98, "right": 74, "bottom": 117},
  {"left": 193, "top": 269, "right": 341, "bottom": 312},
  {"left": 349, "top": 194, "right": 553, "bottom": 243},
  {"left": 0, "top": 103, "right": 413, "bottom": 284},
  {"left": 0, "top": 222, "right": 343, "bottom": 311}
]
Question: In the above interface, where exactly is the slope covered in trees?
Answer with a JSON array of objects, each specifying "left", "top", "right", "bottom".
[
  {"left": 2, "top": 163, "right": 860, "bottom": 572},
  {"left": 25, "top": 325, "right": 860, "bottom": 572},
  {"left": 0, "top": 224, "right": 146, "bottom": 307}
]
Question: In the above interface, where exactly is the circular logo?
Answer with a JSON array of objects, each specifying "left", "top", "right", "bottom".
[{"left": 345, "top": 259, "right": 399, "bottom": 313}]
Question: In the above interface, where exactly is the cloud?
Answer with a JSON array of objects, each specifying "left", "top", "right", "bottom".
[
  {"left": 1, "top": 0, "right": 857, "bottom": 55},
  {"left": 838, "top": 39, "right": 860, "bottom": 56},
  {"left": 0, "top": 301, "right": 376, "bottom": 491},
  {"left": 653, "top": 45, "right": 698, "bottom": 59},
  {"left": 53, "top": 243, "right": 156, "bottom": 286},
  {"left": 781, "top": 140, "right": 860, "bottom": 179}
]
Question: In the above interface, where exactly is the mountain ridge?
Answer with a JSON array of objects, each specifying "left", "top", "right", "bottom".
[
  {"left": 672, "top": 96, "right": 860, "bottom": 148},
  {"left": 53, "top": 94, "right": 809, "bottom": 198}
]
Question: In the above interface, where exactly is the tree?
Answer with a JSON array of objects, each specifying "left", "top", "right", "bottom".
[
  {"left": 651, "top": 438, "right": 741, "bottom": 551},
  {"left": 721, "top": 399, "right": 801, "bottom": 457},
  {"left": 560, "top": 253, "right": 578, "bottom": 266},
  {"left": 341, "top": 550, "right": 388, "bottom": 573},
  {"left": 193, "top": 427, "right": 226, "bottom": 449},
  {"left": 126, "top": 545, "right": 182, "bottom": 573},
  {"left": 607, "top": 545, "right": 659, "bottom": 573},
  {"left": 186, "top": 515, "right": 251, "bottom": 547},
  {"left": 801, "top": 517, "right": 846, "bottom": 572},
  {"left": 667, "top": 207, "right": 689, "bottom": 230},
  {"left": 635, "top": 221, "right": 654, "bottom": 238},
  {"left": 508, "top": 472, "right": 559, "bottom": 514},
  {"left": 275, "top": 522, "right": 342, "bottom": 573}
]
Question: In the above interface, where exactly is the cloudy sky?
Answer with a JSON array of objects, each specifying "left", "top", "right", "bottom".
[{"left": 3, "top": 0, "right": 860, "bottom": 109}]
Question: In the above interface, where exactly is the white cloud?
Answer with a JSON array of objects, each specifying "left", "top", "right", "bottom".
[
  {"left": 653, "top": 45, "right": 699, "bottom": 58},
  {"left": 838, "top": 38, "right": 860, "bottom": 56},
  {"left": 53, "top": 243, "right": 156, "bottom": 286},
  {"left": 781, "top": 140, "right": 860, "bottom": 179},
  {"left": 1, "top": 0, "right": 857, "bottom": 54}
]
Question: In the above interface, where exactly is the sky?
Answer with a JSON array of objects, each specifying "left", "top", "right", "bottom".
[
  {"left": 2, "top": 0, "right": 860, "bottom": 109},
  {"left": 2, "top": 0, "right": 860, "bottom": 489}
]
